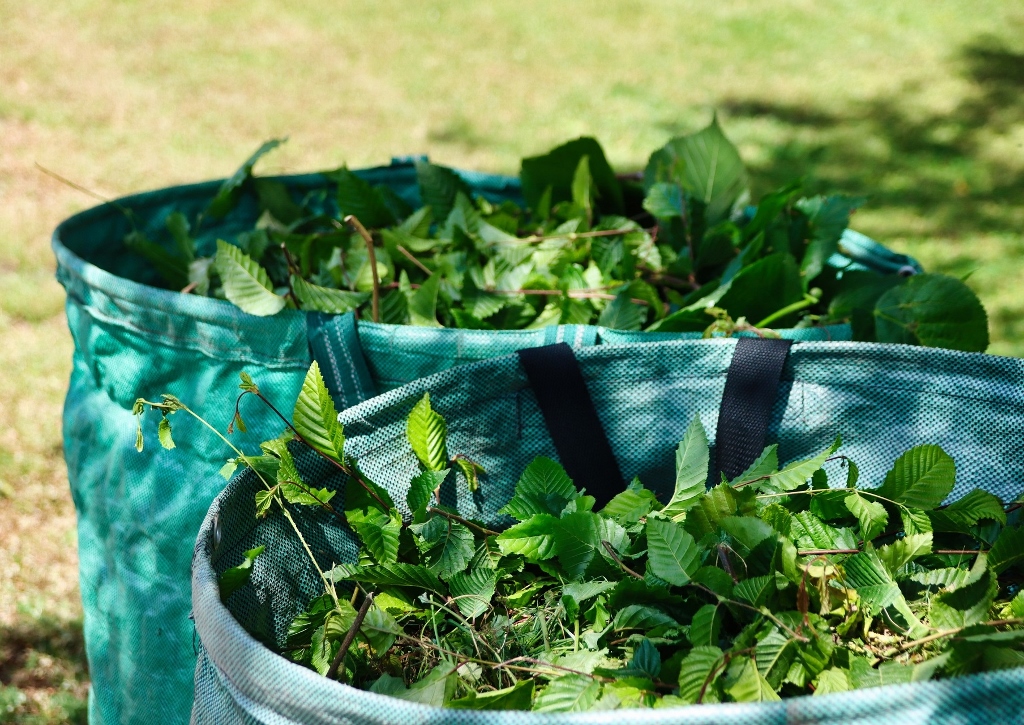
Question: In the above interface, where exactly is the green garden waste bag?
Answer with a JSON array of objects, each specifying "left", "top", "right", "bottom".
[
  {"left": 54, "top": 160, "right": 916, "bottom": 724},
  {"left": 192, "top": 339, "right": 1024, "bottom": 724}
]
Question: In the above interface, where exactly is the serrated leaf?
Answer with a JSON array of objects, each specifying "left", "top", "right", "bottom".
[
  {"left": 727, "top": 657, "right": 780, "bottom": 702},
  {"left": 406, "top": 468, "right": 447, "bottom": 523},
  {"left": 813, "top": 668, "right": 851, "bottom": 696},
  {"left": 844, "top": 492, "right": 888, "bottom": 542},
  {"left": 551, "top": 511, "right": 602, "bottom": 580},
  {"left": 930, "top": 568, "right": 998, "bottom": 630},
  {"left": 411, "top": 515, "right": 475, "bottom": 579},
  {"left": 214, "top": 240, "right": 286, "bottom": 316},
  {"left": 333, "top": 563, "right": 445, "bottom": 595},
  {"left": 450, "top": 679, "right": 534, "bottom": 710},
  {"left": 409, "top": 272, "right": 443, "bottom": 327},
  {"left": 600, "top": 478, "right": 659, "bottom": 525},
  {"left": 733, "top": 575, "right": 775, "bottom": 607},
  {"left": 345, "top": 478, "right": 400, "bottom": 565},
  {"left": 292, "top": 361, "right": 345, "bottom": 463},
  {"left": 356, "top": 604, "right": 402, "bottom": 655},
  {"left": 849, "top": 657, "right": 914, "bottom": 689},
  {"left": 661, "top": 416, "right": 710, "bottom": 519},
  {"left": 689, "top": 604, "right": 722, "bottom": 647},
  {"left": 911, "top": 566, "right": 973, "bottom": 590},
  {"left": 931, "top": 489, "right": 1007, "bottom": 532},
  {"left": 254, "top": 488, "right": 276, "bottom": 518},
  {"left": 755, "top": 630, "right": 798, "bottom": 688},
  {"left": 218, "top": 545, "right": 265, "bottom": 601},
  {"left": 612, "top": 605, "right": 678, "bottom": 633},
  {"left": 496, "top": 514, "right": 560, "bottom": 561},
  {"left": 790, "top": 511, "right": 857, "bottom": 550},
  {"left": 533, "top": 674, "right": 602, "bottom": 713},
  {"left": 416, "top": 161, "right": 471, "bottom": 223},
  {"left": 291, "top": 275, "right": 368, "bottom": 314},
  {"left": 335, "top": 166, "right": 397, "bottom": 229},
  {"left": 843, "top": 550, "right": 901, "bottom": 614},
  {"left": 643, "top": 182, "right": 685, "bottom": 219},
  {"left": 645, "top": 117, "right": 747, "bottom": 223},
  {"left": 448, "top": 567, "right": 498, "bottom": 619},
  {"left": 988, "top": 526, "right": 1024, "bottom": 574},
  {"left": 646, "top": 517, "right": 700, "bottom": 586},
  {"left": 207, "top": 139, "right": 284, "bottom": 218},
  {"left": 406, "top": 392, "right": 448, "bottom": 471},
  {"left": 874, "top": 273, "right": 989, "bottom": 352},
  {"left": 453, "top": 457, "right": 483, "bottom": 493},
  {"left": 764, "top": 437, "right": 841, "bottom": 493},
  {"left": 598, "top": 287, "right": 645, "bottom": 331},
  {"left": 731, "top": 445, "right": 779, "bottom": 487},
  {"left": 390, "top": 665, "right": 455, "bottom": 707},
  {"left": 872, "top": 445, "right": 956, "bottom": 511},
  {"left": 677, "top": 646, "right": 724, "bottom": 704},
  {"left": 157, "top": 418, "right": 175, "bottom": 450},
  {"left": 876, "top": 533, "right": 932, "bottom": 575},
  {"left": 521, "top": 137, "right": 624, "bottom": 216},
  {"left": 500, "top": 457, "right": 576, "bottom": 521},
  {"left": 795, "top": 195, "right": 864, "bottom": 286}
]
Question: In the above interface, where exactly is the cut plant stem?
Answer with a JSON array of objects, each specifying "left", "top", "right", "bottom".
[
  {"left": 396, "top": 245, "right": 433, "bottom": 276},
  {"left": 508, "top": 226, "right": 655, "bottom": 246},
  {"left": 755, "top": 289, "right": 822, "bottom": 328},
  {"left": 344, "top": 215, "right": 380, "bottom": 322},
  {"left": 326, "top": 591, "right": 376, "bottom": 681}
]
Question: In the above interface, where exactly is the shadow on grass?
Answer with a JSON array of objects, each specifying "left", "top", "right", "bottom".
[
  {"left": 0, "top": 615, "right": 88, "bottom": 725},
  {"left": 708, "top": 32, "right": 1024, "bottom": 239}
]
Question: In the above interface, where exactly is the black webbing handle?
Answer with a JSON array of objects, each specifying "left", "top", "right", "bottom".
[
  {"left": 517, "top": 343, "right": 624, "bottom": 508},
  {"left": 716, "top": 337, "right": 793, "bottom": 480}
]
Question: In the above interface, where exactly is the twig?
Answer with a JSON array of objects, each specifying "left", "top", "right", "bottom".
[
  {"left": 180, "top": 282, "right": 199, "bottom": 295},
  {"left": 327, "top": 591, "right": 376, "bottom": 681},
  {"left": 601, "top": 540, "right": 643, "bottom": 579},
  {"left": 883, "top": 618, "right": 1024, "bottom": 657},
  {"left": 797, "top": 548, "right": 985, "bottom": 556},
  {"left": 428, "top": 507, "right": 500, "bottom": 537},
  {"left": 396, "top": 245, "right": 433, "bottom": 276},
  {"left": 344, "top": 215, "right": 380, "bottom": 322},
  {"left": 507, "top": 226, "right": 656, "bottom": 246}
]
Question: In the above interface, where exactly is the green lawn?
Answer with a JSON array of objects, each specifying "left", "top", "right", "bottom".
[{"left": 1, "top": 1, "right": 1022, "bottom": 719}]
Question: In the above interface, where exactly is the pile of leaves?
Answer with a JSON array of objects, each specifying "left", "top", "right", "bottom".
[
  {"left": 123, "top": 120, "right": 988, "bottom": 351},
  {"left": 170, "top": 363, "right": 1024, "bottom": 712}
]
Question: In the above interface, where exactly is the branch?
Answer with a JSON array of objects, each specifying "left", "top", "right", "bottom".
[
  {"left": 601, "top": 540, "right": 643, "bottom": 579},
  {"left": 344, "top": 215, "right": 380, "bottom": 322},
  {"left": 327, "top": 591, "right": 376, "bottom": 681}
]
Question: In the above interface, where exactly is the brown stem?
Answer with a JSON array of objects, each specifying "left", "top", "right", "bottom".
[
  {"left": 601, "top": 540, "right": 643, "bottom": 579},
  {"left": 326, "top": 591, "right": 376, "bottom": 681},
  {"left": 428, "top": 507, "right": 500, "bottom": 537},
  {"left": 508, "top": 226, "right": 656, "bottom": 246},
  {"left": 797, "top": 548, "right": 985, "bottom": 556},
  {"left": 279, "top": 243, "right": 301, "bottom": 308},
  {"left": 396, "top": 245, "right": 433, "bottom": 276},
  {"left": 344, "top": 215, "right": 380, "bottom": 322}
]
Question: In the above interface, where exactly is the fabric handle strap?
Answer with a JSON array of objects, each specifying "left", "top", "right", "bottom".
[
  {"left": 716, "top": 337, "right": 793, "bottom": 480},
  {"left": 517, "top": 343, "right": 624, "bottom": 508}
]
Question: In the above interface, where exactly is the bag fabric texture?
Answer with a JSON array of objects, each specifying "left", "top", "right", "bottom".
[
  {"left": 192, "top": 338, "right": 1024, "bottom": 724},
  {"left": 54, "top": 160, "right": 917, "bottom": 724}
]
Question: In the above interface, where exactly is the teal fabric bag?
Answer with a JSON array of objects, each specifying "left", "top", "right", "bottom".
[
  {"left": 54, "top": 161, "right": 917, "bottom": 724},
  {"left": 191, "top": 338, "right": 1024, "bottom": 724}
]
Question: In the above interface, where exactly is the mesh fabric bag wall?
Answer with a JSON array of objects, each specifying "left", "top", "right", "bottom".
[
  {"left": 54, "top": 162, "right": 918, "bottom": 723},
  {"left": 193, "top": 338, "right": 1024, "bottom": 724}
]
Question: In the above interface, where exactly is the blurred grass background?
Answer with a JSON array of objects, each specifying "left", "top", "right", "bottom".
[{"left": 1, "top": 1, "right": 1022, "bottom": 720}]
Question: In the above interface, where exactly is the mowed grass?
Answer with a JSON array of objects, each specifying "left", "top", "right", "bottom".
[{"left": 1, "top": 1, "right": 1023, "bottom": 719}]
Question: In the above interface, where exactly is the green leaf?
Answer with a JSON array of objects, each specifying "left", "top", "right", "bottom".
[
  {"left": 499, "top": 457, "right": 577, "bottom": 521},
  {"left": 843, "top": 550, "right": 901, "bottom": 615},
  {"left": 449, "top": 679, "right": 535, "bottom": 710},
  {"left": 600, "top": 478, "right": 659, "bottom": 526},
  {"left": 345, "top": 478, "right": 401, "bottom": 565},
  {"left": 292, "top": 361, "right": 345, "bottom": 463},
  {"left": 987, "top": 525, "right": 1024, "bottom": 575},
  {"left": 677, "top": 646, "right": 724, "bottom": 704},
  {"left": 214, "top": 240, "right": 286, "bottom": 316},
  {"left": 218, "top": 545, "right": 265, "bottom": 601},
  {"left": 254, "top": 488, "right": 275, "bottom": 518},
  {"left": 453, "top": 456, "right": 484, "bottom": 493},
  {"left": 448, "top": 567, "right": 498, "bottom": 619},
  {"left": 409, "top": 273, "right": 443, "bottom": 327},
  {"left": 873, "top": 445, "right": 955, "bottom": 510},
  {"left": 849, "top": 657, "right": 914, "bottom": 689},
  {"left": 646, "top": 517, "right": 700, "bottom": 586},
  {"left": 597, "top": 287, "right": 645, "bottom": 331},
  {"left": 406, "top": 392, "right": 448, "bottom": 471},
  {"left": 661, "top": 416, "right": 710, "bottom": 520},
  {"left": 334, "top": 166, "right": 397, "bottom": 229},
  {"left": 390, "top": 665, "right": 455, "bottom": 707},
  {"left": 930, "top": 567, "right": 998, "bottom": 630},
  {"left": 755, "top": 630, "right": 798, "bottom": 688},
  {"left": 718, "top": 252, "right": 805, "bottom": 327},
  {"left": 612, "top": 605, "right": 679, "bottom": 634},
  {"left": 844, "top": 492, "right": 888, "bottom": 542},
  {"left": 355, "top": 604, "right": 402, "bottom": 655},
  {"left": 406, "top": 469, "right": 448, "bottom": 523},
  {"left": 521, "top": 137, "right": 624, "bottom": 216},
  {"left": 689, "top": 604, "right": 722, "bottom": 647},
  {"left": 254, "top": 178, "right": 303, "bottom": 224},
  {"left": 643, "top": 182, "right": 685, "bottom": 219},
  {"left": 813, "top": 668, "right": 851, "bottom": 696},
  {"left": 495, "top": 514, "right": 560, "bottom": 561},
  {"left": 416, "top": 161, "right": 471, "bottom": 223},
  {"left": 411, "top": 515, "right": 475, "bottom": 579},
  {"left": 532, "top": 674, "right": 602, "bottom": 713},
  {"left": 207, "top": 138, "right": 284, "bottom": 218},
  {"left": 726, "top": 657, "right": 781, "bottom": 702},
  {"left": 645, "top": 117, "right": 747, "bottom": 223},
  {"left": 165, "top": 211, "right": 195, "bottom": 262},
  {"left": 876, "top": 533, "right": 932, "bottom": 575},
  {"left": 795, "top": 195, "right": 864, "bottom": 286},
  {"left": 549, "top": 511, "right": 603, "bottom": 580},
  {"left": 157, "top": 418, "right": 175, "bottom": 450},
  {"left": 332, "top": 563, "right": 445, "bottom": 595},
  {"left": 731, "top": 445, "right": 779, "bottom": 487},
  {"left": 765, "top": 437, "right": 841, "bottom": 492},
  {"left": 570, "top": 155, "right": 593, "bottom": 222},
  {"left": 733, "top": 575, "right": 775, "bottom": 607},
  {"left": 931, "top": 489, "right": 1008, "bottom": 532},
  {"left": 291, "top": 275, "right": 368, "bottom": 314},
  {"left": 874, "top": 273, "right": 989, "bottom": 352}
]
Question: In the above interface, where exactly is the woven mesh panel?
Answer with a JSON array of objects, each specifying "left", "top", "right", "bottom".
[{"left": 193, "top": 339, "right": 1024, "bottom": 724}]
